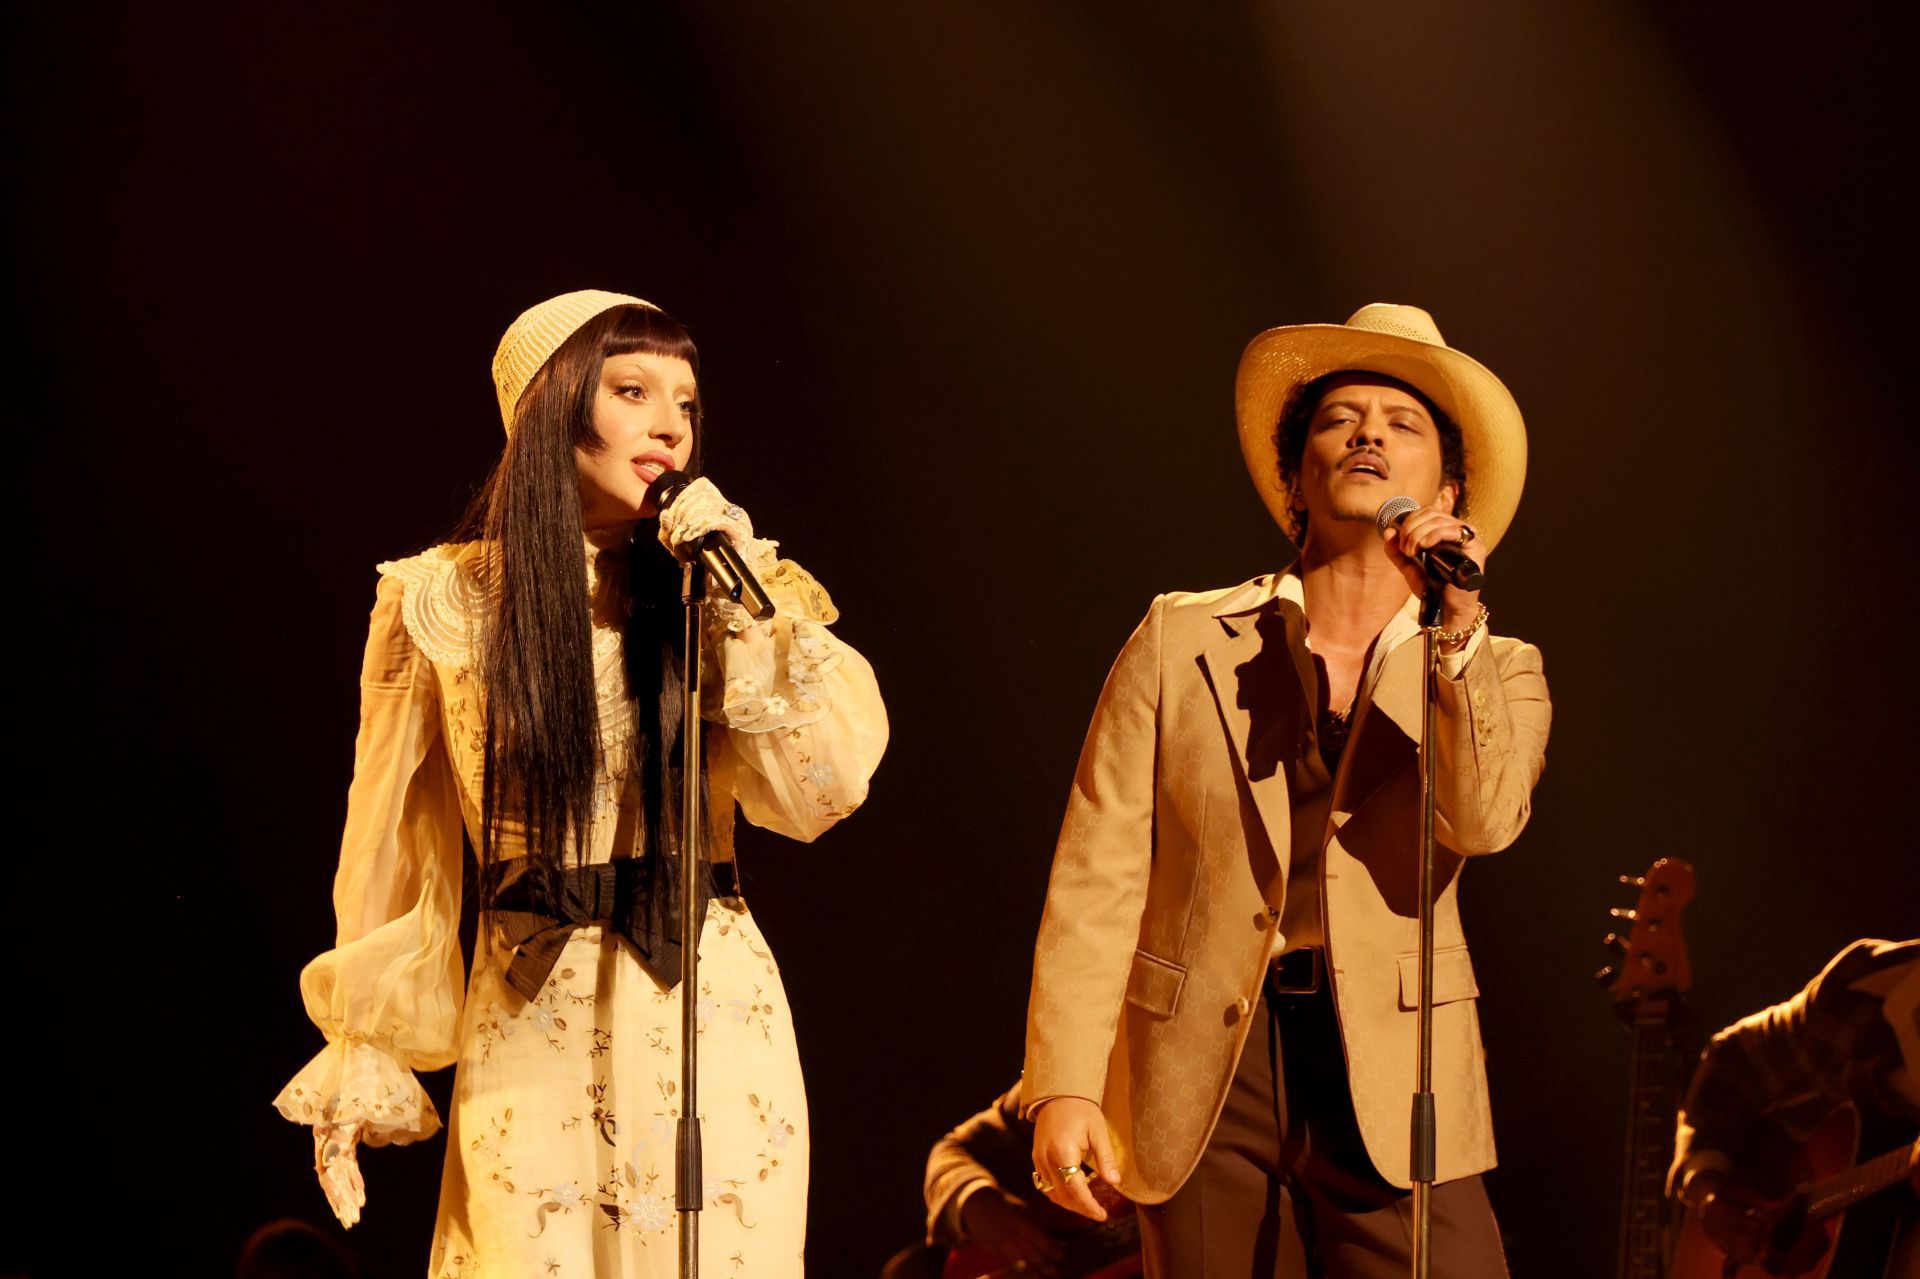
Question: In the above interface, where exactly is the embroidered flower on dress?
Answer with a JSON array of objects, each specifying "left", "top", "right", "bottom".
[
  {"left": 629, "top": 1192, "right": 673, "bottom": 1232},
  {"left": 530, "top": 1180, "right": 588, "bottom": 1236}
]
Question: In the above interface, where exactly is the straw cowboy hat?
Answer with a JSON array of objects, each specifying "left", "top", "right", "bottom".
[{"left": 1234, "top": 303, "right": 1528, "bottom": 551}]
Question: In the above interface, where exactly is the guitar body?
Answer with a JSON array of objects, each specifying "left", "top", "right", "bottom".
[
  {"left": 1669, "top": 1106, "right": 1861, "bottom": 1279},
  {"left": 940, "top": 1251, "right": 1141, "bottom": 1279},
  {"left": 940, "top": 1203, "right": 1143, "bottom": 1279}
]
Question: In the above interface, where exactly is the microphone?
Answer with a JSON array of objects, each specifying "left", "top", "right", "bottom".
[
  {"left": 645, "top": 471, "right": 777, "bottom": 621},
  {"left": 1375, "top": 496, "right": 1486, "bottom": 591}
]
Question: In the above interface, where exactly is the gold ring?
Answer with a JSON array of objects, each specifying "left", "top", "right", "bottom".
[
  {"left": 1058, "top": 1165, "right": 1083, "bottom": 1181},
  {"left": 1031, "top": 1170, "right": 1054, "bottom": 1192},
  {"left": 1458, "top": 524, "right": 1476, "bottom": 545}
]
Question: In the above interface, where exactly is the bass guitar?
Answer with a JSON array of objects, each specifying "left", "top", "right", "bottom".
[{"left": 1599, "top": 857, "right": 1697, "bottom": 1279}]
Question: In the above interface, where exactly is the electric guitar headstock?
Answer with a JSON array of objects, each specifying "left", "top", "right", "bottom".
[
  {"left": 1598, "top": 857, "right": 1696, "bottom": 1017},
  {"left": 1602, "top": 858, "right": 1697, "bottom": 1279}
]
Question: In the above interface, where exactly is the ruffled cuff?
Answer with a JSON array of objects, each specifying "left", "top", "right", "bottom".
[
  {"left": 271, "top": 1038, "right": 442, "bottom": 1147},
  {"left": 706, "top": 549, "right": 850, "bottom": 734}
]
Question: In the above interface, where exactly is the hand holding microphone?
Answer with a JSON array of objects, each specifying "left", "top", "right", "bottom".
[
  {"left": 647, "top": 472, "right": 776, "bottom": 621},
  {"left": 1375, "top": 495, "right": 1486, "bottom": 595}
]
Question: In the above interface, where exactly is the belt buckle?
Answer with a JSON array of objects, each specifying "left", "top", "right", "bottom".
[{"left": 1270, "top": 947, "right": 1323, "bottom": 996}]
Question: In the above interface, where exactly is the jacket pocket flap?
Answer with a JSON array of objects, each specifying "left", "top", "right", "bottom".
[
  {"left": 1124, "top": 949, "right": 1187, "bottom": 1019},
  {"left": 1396, "top": 945, "right": 1479, "bottom": 1009}
]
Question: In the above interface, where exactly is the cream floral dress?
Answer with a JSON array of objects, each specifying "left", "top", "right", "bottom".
[{"left": 274, "top": 529, "right": 888, "bottom": 1277}]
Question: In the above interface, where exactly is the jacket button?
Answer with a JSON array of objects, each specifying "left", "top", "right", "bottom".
[
  {"left": 1253, "top": 911, "right": 1272, "bottom": 930},
  {"left": 1235, "top": 996, "right": 1252, "bottom": 1017}
]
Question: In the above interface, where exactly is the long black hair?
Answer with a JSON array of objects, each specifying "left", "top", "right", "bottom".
[{"left": 451, "top": 303, "right": 704, "bottom": 915}]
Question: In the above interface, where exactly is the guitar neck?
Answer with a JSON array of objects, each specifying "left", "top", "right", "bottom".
[
  {"left": 1604, "top": 858, "right": 1697, "bottom": 1279},
  {"left": 1805, "top": 1139, "right": 1919, "bottom": 1222},
  {"left": 1617, "top": 1009, "right": 1685, "bottom": 1279}
]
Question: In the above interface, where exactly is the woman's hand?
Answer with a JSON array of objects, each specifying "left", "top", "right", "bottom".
[
  {"left": 656, "top": 476, "right": 753, "bottom": 561},
  {"left": 1029, "top": 1097, "right": 1120, "bottom": 1221},
  {"left": 313, "top": 1121, "right": 366, "bottom": 1229},
  {"left": 1380, "top": 504, "right": 1486, "bottom": 635}
]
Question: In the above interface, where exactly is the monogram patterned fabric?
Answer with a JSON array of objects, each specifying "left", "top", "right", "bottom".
[{"left": 1023, "top": 573, "right": 1550, "bottom": 1201}]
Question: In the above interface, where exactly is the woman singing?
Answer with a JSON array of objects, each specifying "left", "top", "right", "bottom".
[{"left": 274, "top": 289, "right": 888, "bottom": 1276}]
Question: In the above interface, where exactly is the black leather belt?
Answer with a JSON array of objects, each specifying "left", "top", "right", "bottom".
[{"left": 1268, "top": 946, "right": 1324, "bottom": 997}]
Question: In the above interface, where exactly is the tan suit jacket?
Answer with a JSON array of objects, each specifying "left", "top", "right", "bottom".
[{"left": 1022, "top": 572, "right": 1551, "bottom": 1202}]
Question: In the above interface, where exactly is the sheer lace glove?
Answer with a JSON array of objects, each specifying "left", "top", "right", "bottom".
[
  {"left": 314, "top": 1121, "right": 366, "bottom": 1229},
  {"left": 656, "top": 476, "right": 754, "bottom": 561},
  {"left": 656, "top": 477, "right": 778, "bottom": 634}
]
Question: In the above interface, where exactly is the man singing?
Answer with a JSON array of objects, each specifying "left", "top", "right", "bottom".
[{"left": 1021, "top": 304, "right": 1551, "bottom": 1277}]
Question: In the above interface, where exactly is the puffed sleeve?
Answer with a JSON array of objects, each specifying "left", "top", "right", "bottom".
[
  {"left": 272, "top": 573, "right": 465, "bottom": 1146},
  {"left": 703, "top": 547, "right": 888, "bottom": 842}
]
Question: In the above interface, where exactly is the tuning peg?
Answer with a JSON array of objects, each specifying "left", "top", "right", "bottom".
[
  {"left": 1609, "top": 907, "right": 1638, "bottom": 921},
  {"left": 1602, "top": 932, "right": 1628, "bottom": 955},
  {"left": 1595, "top": 965, "right": 1617, "bottom": 987},
  {"left": 1618, "top": 874, "right": 1645, "bottom": 888}
]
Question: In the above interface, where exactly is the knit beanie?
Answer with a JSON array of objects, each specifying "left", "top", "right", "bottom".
[{"left": 491, "top": 289, "right": 657, "bottom": 434}]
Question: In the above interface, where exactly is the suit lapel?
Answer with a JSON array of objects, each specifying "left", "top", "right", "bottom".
[
  {"left": 1200, "top": 597, "right": 1306, "bottom": 901},
  {"left": 1334, "top": 624, "right": 1422, "bottom": 819}
]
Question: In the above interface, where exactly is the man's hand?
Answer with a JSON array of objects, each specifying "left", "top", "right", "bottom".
[
  {"left": 1030, "top": 1097, "right": 1120, "bottom": 1221},
  {"left": 314, "top": 1121, "right": 366, "bottom": 1229},
  {"left": 960, "top": 1189, "right": 1064, "bottom": 1278},
  {"left": 1380, "top": 503, "right": 1485, "bottom": 634},
  {"left": 1689, "top": 1170, "right": 1783, "bottom": 1265}
]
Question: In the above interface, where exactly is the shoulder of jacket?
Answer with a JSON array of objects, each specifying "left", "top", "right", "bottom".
[
  {"left": 1156, "top": 575, "right": 1274, "bottom": 617},
  {"left": 374, "top": 542, "right": 488, "bottom": 669},
  {"left": 1810, "top": 938, "right": 1920, "bottom": 1005},
  {"left": 1485, "top": 633, "right": 1546, "bottom": 669}
]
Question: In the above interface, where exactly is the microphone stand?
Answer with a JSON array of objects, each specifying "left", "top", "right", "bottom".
[
  {"left": 675, "top": 557, "right": 706, "bottom": 1279},
  {"left": 1409, "top": 580, "right": 1444, "bottom": 1279}
]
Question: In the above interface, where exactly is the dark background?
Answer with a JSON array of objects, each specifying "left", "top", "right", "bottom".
[{"left": 7, "top": 3, "right": 1915, "bottom": 1275}]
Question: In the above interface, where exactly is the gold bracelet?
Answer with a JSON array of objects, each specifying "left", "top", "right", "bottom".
[{"left": 1434, "top": 603, "right": 1488, "bottom": 647}]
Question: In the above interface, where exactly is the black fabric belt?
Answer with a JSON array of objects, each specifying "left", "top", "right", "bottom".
[
  {"left": 484, "top": 856, "right": 740, "bottom": 1002},
  {"left": 1268, "top": 946, "right": 1325, "bottom": 997}
]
